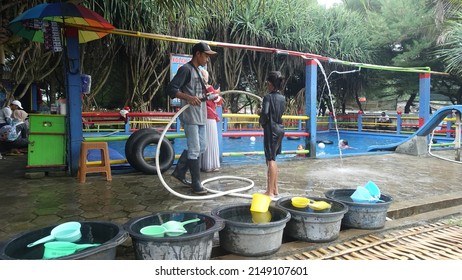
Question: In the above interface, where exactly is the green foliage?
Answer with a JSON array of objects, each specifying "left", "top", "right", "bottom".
[
  {"left": 436, "top": 12, "right": 462, "bottom": 76},
  {"left": 4, "top": 0, "right": 462, "bottom": 112}
]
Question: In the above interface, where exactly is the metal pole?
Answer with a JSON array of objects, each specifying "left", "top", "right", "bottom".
[
  {"left": 64, "top": 27, "right": 82, "bottom": 176},
  {"left": 419, "top": 73, "right": 431, "bottom": 126},
  {"left": 305, "top": 59, "right": 317, "bottom": 158},
  {"left": 455, "top": 111, "right": 461, "bottom": 161}
]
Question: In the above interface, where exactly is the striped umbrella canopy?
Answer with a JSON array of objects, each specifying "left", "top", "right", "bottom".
[{"left": 8, "top": 2, "right": 114, "bottom": 43}]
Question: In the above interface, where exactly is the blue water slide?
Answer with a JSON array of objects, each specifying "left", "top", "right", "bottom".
[{"left": 367, "top": 105, "right": 462, "bottom": 152}]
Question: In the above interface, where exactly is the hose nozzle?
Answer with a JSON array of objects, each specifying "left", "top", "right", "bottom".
[{"left": 200, "top": 93, "right": 220, "bottom": 102}]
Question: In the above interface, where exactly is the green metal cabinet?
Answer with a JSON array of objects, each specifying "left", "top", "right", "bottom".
[{"left": 27, "top": 114, "right": 66, "bottom": 167}]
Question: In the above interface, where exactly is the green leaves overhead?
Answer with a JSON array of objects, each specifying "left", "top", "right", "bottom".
[{"left": 5, "top": 0, "right": 462, "bottom": 110}]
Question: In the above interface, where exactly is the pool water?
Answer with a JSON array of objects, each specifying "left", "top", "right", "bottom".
[
  {"left": 168, "top": 131, "right": 402, "bottom": 163},
  {"left": 315, "top": 131, "right": 453, "bottom": 158},
  {"left": 94, "top": 130, "right": 453, "bottom": 165},
  {"left": 315, "top": 131, "right": 402, "bottom": 158}
]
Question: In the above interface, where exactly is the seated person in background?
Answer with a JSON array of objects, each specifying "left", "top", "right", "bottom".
[
  {"left": 0, "top": 123, "right": 29, "bottom": 155},
  {"left": 10, "top": 100, "right": 29, "bottom": 128},
  {"left": 377, "top": 111, "right": 391, "bottom": 123},
  {"left": 296, "top": 144, "right": 306, "bottom": 157},
  {"left": 10, "top": 102, "right": 29, "bottom": 143},
  {"left": 0, "top": 103, "right": 12, "bottom": 128},
  {"left": 119, "top": 106, "right": 130, "bottom": 123}
]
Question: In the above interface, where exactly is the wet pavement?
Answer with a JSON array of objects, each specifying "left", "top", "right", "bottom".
[{"left": 1, "top": 149, "right": 461, "bottom": 259}]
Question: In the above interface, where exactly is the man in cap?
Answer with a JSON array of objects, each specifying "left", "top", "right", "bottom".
[{"left": 166, "top": 42, "right": 217, "bottom": 195}]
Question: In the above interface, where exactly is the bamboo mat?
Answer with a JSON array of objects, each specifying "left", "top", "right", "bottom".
[{"left": 280, "top": 222, "right": 462, "bottom": 260}]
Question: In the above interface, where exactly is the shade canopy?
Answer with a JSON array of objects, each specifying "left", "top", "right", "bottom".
[{"left": 8, "top": 2, "right": 114, "bottom": 43}]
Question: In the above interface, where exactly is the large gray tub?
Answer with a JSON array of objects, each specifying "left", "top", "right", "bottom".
[
  {"left": 276, "top": 196, "right": 348, "bottom": 242},
  {"left": 211, "top": 204, "right": 290, "bottom": 257},
  {"left": 124, "top": 211, "right": 223, "bottom": 260},
  {"left": 325, "top": 189, "right": 393, "bottom": 229}
]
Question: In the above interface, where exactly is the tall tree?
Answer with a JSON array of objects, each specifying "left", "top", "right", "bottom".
[{"left": 346, "top": 0, "right": 443, "bottom": 112}]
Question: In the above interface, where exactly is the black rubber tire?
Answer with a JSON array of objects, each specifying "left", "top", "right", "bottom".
[
  {"left": 125, "top": 128, "right": 159, "bottom": 165},
  {"left": 127, "top": 133, "right": 175, "bottom": 175},
  {"left": 316, "top": 140, "right": 333, "bottom": 144},
  {"left": 287, "top": 136, "right": 300, "bottom": 140}
]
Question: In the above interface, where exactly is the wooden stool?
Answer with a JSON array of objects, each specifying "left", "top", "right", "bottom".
[{"left": 78, "top": 141, "right": 112, "bottom": 183}]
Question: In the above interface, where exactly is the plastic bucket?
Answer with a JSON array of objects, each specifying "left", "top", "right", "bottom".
[
  {"left": 250, "top": 210, "right": 272, "bottom": 224},
  {"left": 250, "top": 193, "right": 272, "bottom": 213}
]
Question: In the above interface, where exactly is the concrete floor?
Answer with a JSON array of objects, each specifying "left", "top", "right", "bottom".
[{"left": 0, "top": 149, "right": 461, "bottom": 259}]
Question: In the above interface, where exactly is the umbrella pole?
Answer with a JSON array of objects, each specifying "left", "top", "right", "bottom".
[{"left": 62, "top": 26, "right": 83, "bottom": 176}]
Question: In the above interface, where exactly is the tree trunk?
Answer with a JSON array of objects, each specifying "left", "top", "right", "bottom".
[{"left": 404, "top": 93, "right": 416, "bottom": 114}]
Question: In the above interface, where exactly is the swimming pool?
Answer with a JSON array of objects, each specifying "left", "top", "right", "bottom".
[
  {"left": 169, "top": 131, "right": 394, "bottom": 162},
  {"left": 212, "top": 131, "right": 406, "bottom": 162},
  {"left": 93, "top": 130, "right": 452, "bottom": 166}
]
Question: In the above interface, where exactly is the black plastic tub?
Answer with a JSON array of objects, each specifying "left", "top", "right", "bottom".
[
  {"left": 325, "top": 189, "right": 393, "bottom": 229},
  {"left": 211, "top": 204, "right": 291, "bottom": 257},
  {"left": 124, "top": 211, "right": 224, "bottom": 260},
  {"left": 276, "top": 196, "right": 348, "bottom": 242},
  {"left": 0, "top": 221, "right": 128, "bottom": 260}
]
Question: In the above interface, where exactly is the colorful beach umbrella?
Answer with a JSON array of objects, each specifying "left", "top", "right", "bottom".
[{"left": 8, "top": 2, "right": 115, "bottom": 43}]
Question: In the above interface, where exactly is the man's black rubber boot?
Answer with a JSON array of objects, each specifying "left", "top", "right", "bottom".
[
  {"left": 188, "top": 158, "right": 207, "bottom": 195},
  {"left": 171, "top": 150, "right": 191, "bottom": 186}
]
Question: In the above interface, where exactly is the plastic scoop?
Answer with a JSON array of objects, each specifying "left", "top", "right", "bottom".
[
  {"left": 351, "top": 186, "right": 379, "bottom": 203},
  {"left": 291, "top": 197, "right": 332, "bottom": 211},
  {"left": 43, "top": 241, "right": 100, "bottom": 259},
  {"left": 364, "top": 181, "right": 381, "bottom": 200},
  {"left": 27, "top": 221, "right": 82, "bottom": 248},
  {"left": 140, "top": 225, "right": 166, "bottom": 237},
  {"left": 291, "top": 197, "right": 310, "bottom": 208},
  {"left": 161, "top": 218, "right": 200, "bottom": 236},
  {"left": 140, "top": 225, "right": 187, "bottom": 237},
  {"left": 308, "top": 201, "right": 332, "bottom": 211}
]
